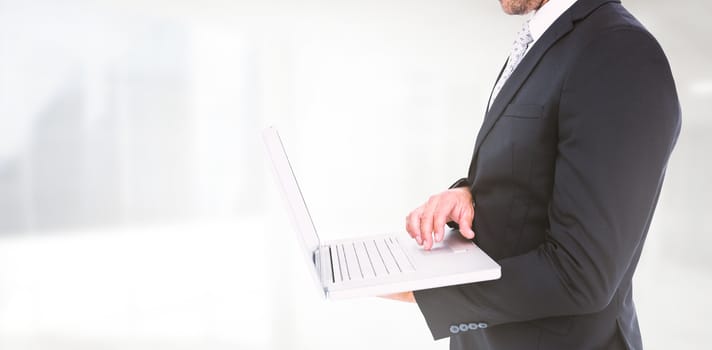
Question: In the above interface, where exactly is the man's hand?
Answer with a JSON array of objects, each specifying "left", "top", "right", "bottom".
[
  {"left": 405, "top": 187, "right": 475, "bottom": 250},
  {"left": 379, "top": 291, "right": 416, "bottom": 303}
]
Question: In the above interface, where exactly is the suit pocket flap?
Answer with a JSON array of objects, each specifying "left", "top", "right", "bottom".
[{"left": 503, "top": 104, "right": 544, "bottom": 119}]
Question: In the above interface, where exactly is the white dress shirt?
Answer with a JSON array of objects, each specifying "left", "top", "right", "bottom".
[
  {"left": 526, "top": 0, "right": 578, "bottom": 55},
  {"left": 489, "top": 0, "right": 578, "bottom": 108}
]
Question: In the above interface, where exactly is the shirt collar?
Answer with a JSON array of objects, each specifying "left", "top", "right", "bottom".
[{"left": 528, "top": 0, "right": 578, "bottom": 42}]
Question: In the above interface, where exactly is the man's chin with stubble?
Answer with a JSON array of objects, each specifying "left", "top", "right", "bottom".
[{"left": 498, "top": 0, "right": 549, "bottom": 15}]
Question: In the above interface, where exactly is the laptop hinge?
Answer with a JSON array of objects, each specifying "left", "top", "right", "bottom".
[{"left": 314, "top": 247, "right": 330, "bottom": 297}]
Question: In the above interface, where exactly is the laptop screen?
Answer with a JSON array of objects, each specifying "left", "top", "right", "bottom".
[{"left": 262, "top": 127, "right": 323, "bottom": 290}]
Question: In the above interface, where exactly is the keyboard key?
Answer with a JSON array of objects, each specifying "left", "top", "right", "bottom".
[
  {"left": 354, "top": 242, "right": 376, "bottom": 279},
  {"left": 387, "top": 237, "right": 416, "bottom": 272},
  {"left": 364, "top": 240, "right": 388, "bottom": 277},
  {"left": 342, "top": 243, "right": 362, "bottom": 280},
  {"left": 374, "top": 238, "right": 399, "bottom": 274}
]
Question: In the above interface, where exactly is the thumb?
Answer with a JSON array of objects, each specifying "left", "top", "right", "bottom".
[{"left": 457, "top": 208, "right": 475, "bottom": 239}]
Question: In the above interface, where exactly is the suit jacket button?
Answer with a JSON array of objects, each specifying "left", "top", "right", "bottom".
[
  {"left": 468, "top": 323, "right": 479, "bottom": 330},
  {"left": 459, "top": 324, "right": 469, "bottom": 332},
  {"left": 478, "top": 322, "right": 489, "bottom": 329},
  {"left": 450, "top": 325, "right": 460, "bottom": 334}
]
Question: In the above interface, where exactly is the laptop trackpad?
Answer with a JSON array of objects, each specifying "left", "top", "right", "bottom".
[
  {"left": 418, "top": 245, "right": 455, "bottom": 255},
  {"left": 422, "top": 230, "right": 476, "bottom": 254},
  {"left": 419, "top": 241, "right": 473, "bottom": 255}
]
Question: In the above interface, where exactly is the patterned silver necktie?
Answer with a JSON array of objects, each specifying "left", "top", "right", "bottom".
[{"left": 489, "top": 20, "right": 534, "bottom": 108}]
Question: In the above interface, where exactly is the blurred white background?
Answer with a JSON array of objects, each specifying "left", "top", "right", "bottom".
[{"left": 0, "top": 0, "right": 710, "bottom": 349}]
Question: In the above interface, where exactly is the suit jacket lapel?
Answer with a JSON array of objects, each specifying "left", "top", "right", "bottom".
[
  {"left": 485, "top": 59, "right": 509, "bottom": 113},
  {"left": 470, "top": 0, "right": 621, "bottom": 165},
  {"left": 473, "top": 18, "right": 574, "bottom": 155}
]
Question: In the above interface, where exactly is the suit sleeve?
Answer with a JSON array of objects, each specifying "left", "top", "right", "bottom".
[{"left": 413, "top": 28, "right": 681, "bottom": 340}]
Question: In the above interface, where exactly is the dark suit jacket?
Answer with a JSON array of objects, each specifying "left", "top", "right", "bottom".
[{"left": 412, "top": 1, "right": 681, "bottom": 349}]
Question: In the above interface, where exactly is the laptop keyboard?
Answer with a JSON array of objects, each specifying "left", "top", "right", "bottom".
[{"left": 329, "top": 237, "right": 416, "bottom": 283}]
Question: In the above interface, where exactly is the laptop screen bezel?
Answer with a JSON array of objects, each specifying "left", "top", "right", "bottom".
[{"left": 262, "top": 126, "right": 326, "bottom": 297}]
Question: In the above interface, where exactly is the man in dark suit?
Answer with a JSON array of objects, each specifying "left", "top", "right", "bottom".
[{"left": 383, "top": 0, "right": 681, "bottom": 349}]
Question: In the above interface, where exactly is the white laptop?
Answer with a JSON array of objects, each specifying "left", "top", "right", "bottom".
[{"left": 262, "top": 126, "right": 500, "bottom": 299}]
